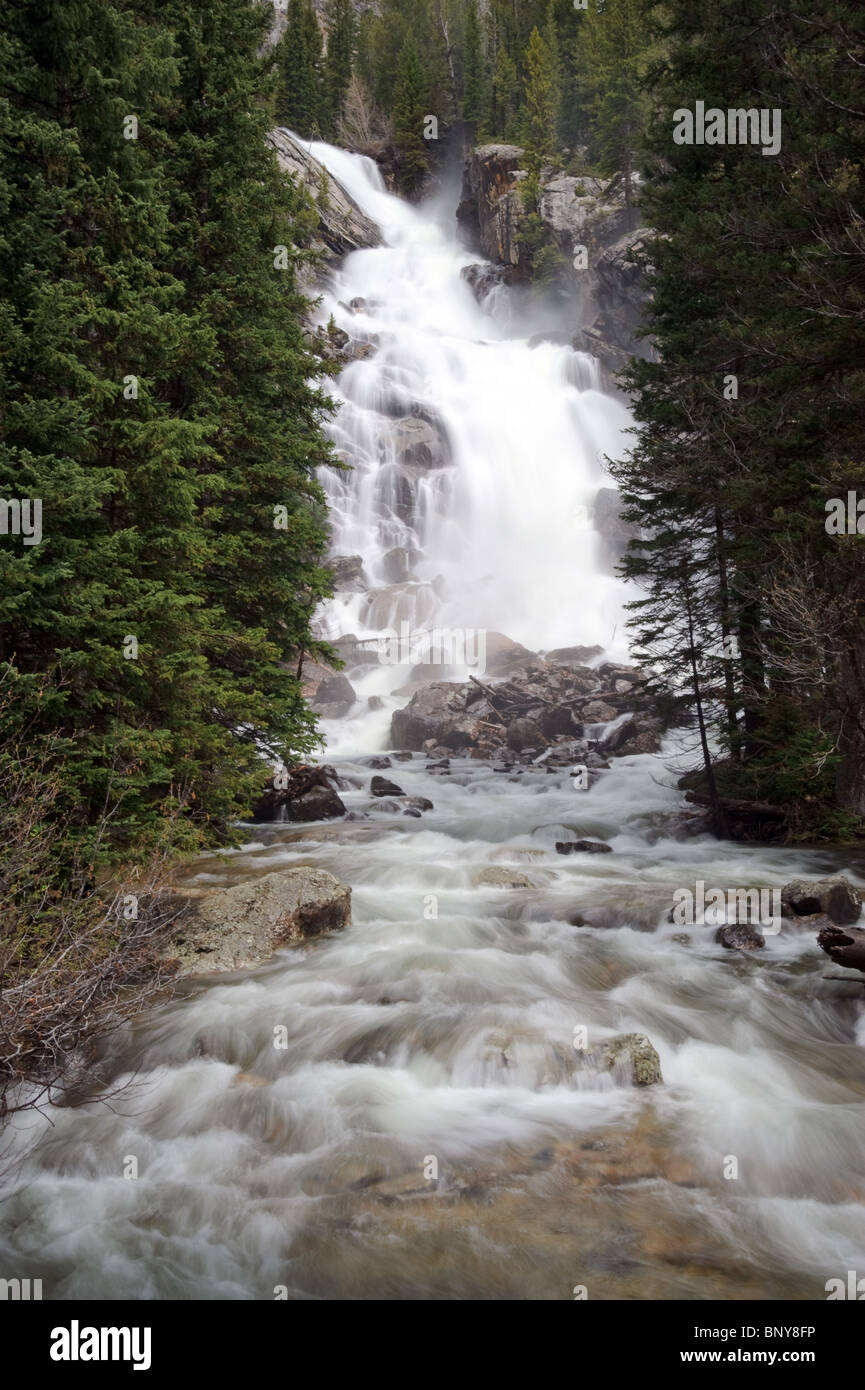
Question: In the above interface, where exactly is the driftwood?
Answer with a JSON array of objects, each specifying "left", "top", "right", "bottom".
[{"left": 818, "top": 924, "right": 865, "bottom": 977}]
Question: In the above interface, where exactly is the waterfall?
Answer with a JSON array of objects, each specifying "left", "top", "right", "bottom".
[{"left": 305, "top": 140, "right": 634, "bottom": 752}]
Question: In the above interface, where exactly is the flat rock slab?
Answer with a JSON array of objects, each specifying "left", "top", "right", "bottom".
[{"left": 166, "top": 867, "right": 351, "bottom": 976}]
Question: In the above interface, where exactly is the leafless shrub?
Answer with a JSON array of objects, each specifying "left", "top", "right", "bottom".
[{"left": 0, "top": 736, "right": 186, "bottom": 1121}]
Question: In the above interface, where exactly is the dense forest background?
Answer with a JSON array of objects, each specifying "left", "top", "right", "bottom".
[{"left": 0, "top": 0, "right": 863, "bottom": 1103}]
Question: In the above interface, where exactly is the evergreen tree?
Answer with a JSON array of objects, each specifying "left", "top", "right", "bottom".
[
  {"left": 275, "top": 0, "right": 323, "bottom": 138},
  {"left": 522, "top": 26, "right": 557, "bottom": 171},
  {"left": 575, "top": 0, "right": 652, "bottom": 209},
  {"left": 491, "top": 44, "right": 519, "bottom": 137},
  {"left": 323, "top": 0, "right": 356, "bottom": 139},
  {"left": 393, "top": 34, "right": 430, "bottom": 194},
  {"left": 614, "top": 0, "right": 865, "bottom": 836},
  {"left": 0, "top": 0, "right": 335, "bottom": 862},
  {"left": 462, "top": 0, "right": 484, "bottom": 127}
]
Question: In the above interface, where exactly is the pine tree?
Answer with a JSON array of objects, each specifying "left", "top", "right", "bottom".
[
  {"left": 393, "top": 34, "right": 430, "bottom": 194},
  {"left": 0, "top": 0, "right": 336, "bottom": 862},
  {"left": 491, "top": 44, "right": 519, "bottom": 138},
  {"left": 522, "top": 26, "right": 557, "bottom": 171},
  {"left": 575, "top": 0, "right": 652, "bottom": 210},
  {"left": 323, "top": 0, "right": 356, "bottom": 140},
  {"left": 462, "top": 0, "right": 484, "bottom": 127},
  {"left": 275, "top": 0, "right": 323, "bottom": 138},
  {"left": 614, "top": 0, "right": 865, "bottom": 836}
]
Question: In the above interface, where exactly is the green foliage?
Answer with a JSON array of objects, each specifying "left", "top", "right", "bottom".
[
  {"left": 275, "top": 0, "right": 323, "bottom": 137},
  {"left": 393, "top": 34, "right": 430, "bottom": 194},
  {"left": 462, "top": 0, "right": 485, "bottom": 126},
  {"left": 322, "top": 0, "right": 356, "bottom": 139},
  {"left": 612, "top": 0, "right": 865, "bottom": 838},
  {"left": 522, "top": 26, "right": 557, "bottom": 172},
  {"left": 0, "top": 0, "right": 335, "bottom": 865},
  {"left": 574, "top": 0, "right": 654, "bottom": 206}
]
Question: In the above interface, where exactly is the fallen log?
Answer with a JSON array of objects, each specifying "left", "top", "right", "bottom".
[{"left": 684, "top": 791, "right": 787, "bottom": 819}]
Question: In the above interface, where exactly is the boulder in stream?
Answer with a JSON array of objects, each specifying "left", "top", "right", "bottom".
[
  {"left": 167, "top": 867, "right": 352, "bottom": 976},
  {"left": 715, "top": 923, "right": 765, "bottom": 950},
  {"left": 476, "top": 866, "right": 535, "bottom": 888},
  {"left": 781, "top": 874, "right": 862, "bottom": 925},
  {"left": 590, "top": 1033, "right": 663, "bottom": 1087},
  {"left": 251, "top": 765, "right": 346, "bottom": 823},
  {"left": 371, "top": 775, "right": 405, "bottom": 798}
]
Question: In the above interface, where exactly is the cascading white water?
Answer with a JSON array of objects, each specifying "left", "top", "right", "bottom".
[
  {"left": 1, "top": 144, "right": 864, "bottom": 1302},
  {"left": 307, "top": 140, "right": 634, "bottom": 745}
]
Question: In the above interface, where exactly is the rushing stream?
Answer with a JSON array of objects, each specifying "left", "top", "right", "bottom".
[{"left": 2, "top": 142, "right": 865, "bottom": 1302}]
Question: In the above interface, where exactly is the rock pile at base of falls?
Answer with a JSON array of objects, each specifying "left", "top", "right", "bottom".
[{"left": 390, "top": 657, "right": 666, "bottom": 762}]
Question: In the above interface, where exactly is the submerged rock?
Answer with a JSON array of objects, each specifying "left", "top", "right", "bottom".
[
  {"left": 476, "top": 866, "right": 535, "bottom": 888},
  {"left": 594, "top": 1033, "right": 663, "bottom": 1087},
  {"left": 167, "top": 867, "right": 352, "bottom": 976},
  {"left": 715, "top": 923, "right": 765, "bottom": 950},
  {"left": 555, "top": 840, "right": 613, "bottom": 855}
]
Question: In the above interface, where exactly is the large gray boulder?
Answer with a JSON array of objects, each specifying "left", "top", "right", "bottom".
[
  {"left": 781, "top": 874, "right": 862, "bottom": 925},
  {"left": 268, "top": 128, "right": 381, "bottom": 263},
  {"left": 167, "top": 868, "right": 352, "bottom": 976}
]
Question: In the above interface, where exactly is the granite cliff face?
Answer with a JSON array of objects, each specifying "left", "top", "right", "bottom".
[
  {"left": 268, "top": 127, "right": 381, "bottom": 265},
  {"left": 457, "top": 144, "right": 654, "bottom": 374}
]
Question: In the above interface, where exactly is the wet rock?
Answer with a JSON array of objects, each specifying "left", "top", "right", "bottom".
[
  {"left": 586, "top": 751, "right": 611, "bottom": 770},
  {"left": 390, "top": 415, "right": 448, "bottom": 470},
  {"left": 312, "top": 672, "right": 357, "bottom": 719},
  {"left": 329, "top": 553, "right": 367, "bottom": 591},
  {"left": 582, "top": 700, "right": 619, "bottom": 723},
  {"left": 781, "top": 874, "right": 862, "bottom": 926},
  {"left": 541, "top": 705, "right": 578, "bottom": 738},
  {"left": 403, "top": 807, "right": 422, "bottom": 818},
  {"left": 555, "top": 840, "right": 613, "bottom": 855},
  {"left": 476, "top": 866, "right": 535, "bottom": 888},
  {"left": 367, "top": 756, "right": 392, "bottom": 769},
  {"left": 484, "top": 631, "right": 538, "bottom": 676},
  {"left": 371, "top": 799, "right": 402, "bottom": 814},
  {"left": 267, "top": 129, "right": 381, "bottom": 263},
  {"left": 405, "top": 796, "right": 434, "bottom": 812},
  {"left": 460, "top": 262, "right": 508, "bottom": 302},
  {"left": 715, "top": 924, "right": 765, "bottom": 950},
  {"left": 330, "top": 633, "right": 382, "bottom": 670},
  {"left": 507, "top": 716, "right": 547, "bottom": 752},
  {"left": 817, "top": 922, "right": 865, "bottom": 975},
  {"left": 596, "top": 1033, "right": 662, "bottom": 1087},
  {"left": 456, "top": 144, "right": 527, "bottom": 272},
  {"left": 593, "top": 487, "right": 640, "bottom": 545},
  {"left": 545, "top": 644, "right": 604, "bottom": 666},
  {"left": 603, "top": 715, "right": 664, "bottom": 756},
  {"left": 371, "top": 775, "right": 405, "bottom": 798},
  {"left": 381, "top": 546, "right": 414, "bottom": 583},
  {"left": 251, "top": 765, "right": 346, "bottom": 823},
  {"left": 167, "top": 867, "right": 352, "bottom": 976},
  {"left": 368, "top": 695, "right": 384, "bottom": 711},
  {"left": 392, "top": 750, "right": 414, "bottom": 761}
]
